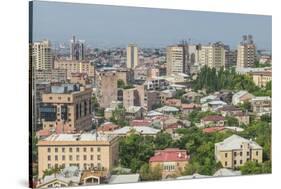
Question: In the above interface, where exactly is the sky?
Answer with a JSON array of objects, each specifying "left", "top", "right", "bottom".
[{"left": 32, "top": 1, "right": 272, "bottom": 50}]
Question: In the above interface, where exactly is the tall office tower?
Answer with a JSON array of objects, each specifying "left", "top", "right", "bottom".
[
  {"left": 166, "top": 45, "right": 185, "bottom": 75},
  {"left": 126, "top": 44, "right": 139, "bottom": 69},
  {"left": 237, "top": 35, "right": 256, "bottom": 68},
  {"left": 70, "top": 35, "right": 85, "bottom": 61},
  {"left": 32, "top": 40, "right": 53, "bottom": 70},
  {"left": 96, "top": 69, "right": 118, "bottom": 108},
  {"left": 199, "top": 42, "right": 225, "bottom": 70}
]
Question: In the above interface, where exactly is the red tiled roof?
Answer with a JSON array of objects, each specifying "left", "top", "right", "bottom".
[
  {"left": 201, "top": 115, "right": 224, "bottom": 122},
  {"left": 149, "top": 148, "right": 189, "bottom": 162},
  {"left": 130, "top": 119, "right": 152, "bottom": 127},
  {"left": 36, "top": 129, "right": 51, "bottom": 137},
  {"left": 97, "top": 122, "right": 119, "bottom": 132},
  {"left": 203, "top": 127, "right": 225, "bottom": 133}
]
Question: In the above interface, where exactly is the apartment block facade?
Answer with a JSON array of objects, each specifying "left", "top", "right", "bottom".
[{"left": 37, "top": 132, "right": 119, "bottom": 178}]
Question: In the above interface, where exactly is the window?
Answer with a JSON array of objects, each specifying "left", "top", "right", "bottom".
[
  {"left": 97, "top": 155, "right": 101, "bottom": 160},
  {"left": 76, "top": 147, "right": 79, "bottom": 152},
  {"left": 48, "top": 155, "right": 51, "bottom": 161},
  {"left": 76, "top": 155, "right": 80, "bottom": 161},
  {"left": 68, "top": 97, "right": 71, "bottom": 101},
  {"left": 225, "top": 153, "right": 228, "bottom": 158},
  {"left": 84, "top": 163, "right": 87, "bottom": 169},
  {"left": 49, "top": 97, "right": 53, "bottom": 100},
  {"left": 83, "top": 148, "right": 87, "bottom": 152},
  {"left": 62, "top": 148, "right": 65, "bottom": 153},
  {"left": 240, "top": 152, "right": 243, "bottom": 156},
  {"left": 90, "top": 155, "right": 93, "bottom": 160},
  {"left": 225, "top": 161, "right": 227, "bottom": 166},
  {"left": 62, "top": 155, "right": 65, "bottom": 161},
  {"left": 240, "top": 160, "right": 243, "bottom": 164},
  {"left": 234, "top": 152, "right": 237, "bottom": 157},
  {"left": 247, "top": 151, "right": 250, "bottom": 156},
  {"left": 47, "top": 148, "right": 51, "bottom": 153},
  {"left": 90, "top": 147, "right": 93, "bottom": 152},
  {"left": 234, "top": 160, "right": 237, "bottom": 165},
  {"left": 48, "top": 164, "right": 51, "bottom": 169},
  {"left": 84, "top": 155, "right": 87, "bottom": 161},
  {"left": 97, "top": 147, "right": 101, "bottom": 152},
  {"left": 55, "top": 155, "right": 58, "bottom": 161},
  {"left": 55, "top": 148, "right": 58, "bottom": 153},
  {"left": 69, "top": 147, "right": 72, "bottom": 153},
  {"left": 256, "top": 151, "right": 259, "bottom": 156},
  {"left": 69, "top": 155, "right": 73, "bottom": 161}
]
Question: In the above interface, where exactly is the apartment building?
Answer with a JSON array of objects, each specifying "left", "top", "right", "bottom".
[
  {"left": 35, "top": 69, "right": 67, "bottom": 83},
  {"left": 40, "top": 84, "right": 92, "bottom": 131},
  {"left": 237, "top": 35, "right": 256, "bottom": 68},
  {"left": 251, "top": 71, "right": 272, "bottom": 87},
  {"left": 32, "top": 40, "right": 53, "bottom": 70},
  {"left": 166, "top": 45, "right": 185, "bottom": 75},
  {"left": 126, "top": 44, "right": 139, "bottom": 69},
  {"left": 215, "top": 135, "right": 263, "bottom": 169},
  {"left": 251, "top": 96, "right": 272, "bottom": 116},
  {"left": 149, "top": 148, "right": 189, "bottom": 178},
  {"left": 199, "top": 42, "right": 225, "bottom": 70},
  {"left": 54, "top": 60, "right": 95, "bottom": 79},
  {"left": 95, "top": 70, "right": 118, "bottom": 108},
  {"left": 37, "top": 132, "right": 119, "bottom": 178}
]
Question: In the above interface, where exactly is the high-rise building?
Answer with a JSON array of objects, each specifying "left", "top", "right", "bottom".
[
  {"left": 166, "top": 45, "right": 185, "bottom": 75},
  {"left": 237, "top": 35, "right": 256, "bottom": 68},
  {"left": 126, "top": 44, "right": 139, "bottom": 69},
  {"left": 32, "top": 40, "right": 53, "bottom": 70},
  {"left": 70, "top": 35, "right": 85, "bottom": 61},
  {"left": 95, "top": 69, "right": 118, "bottom": 108},
  {"left": 225, "top": 46, "right": 237, "bottom": 69},
  {"left": 199, "top": 42, "right": 225, "bottom": 70}
]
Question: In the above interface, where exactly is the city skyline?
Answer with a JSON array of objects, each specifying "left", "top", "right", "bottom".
[{"left": 32, "top": 1, "right": 272, "bottom": 50}]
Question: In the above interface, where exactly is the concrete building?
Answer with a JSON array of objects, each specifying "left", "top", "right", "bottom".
[
  {"left": 251, "top": 71, "right": 272, "bottom": 87},
  {"left": 54, "top": 60, "right": 95, "bottom": 79},
  {"left": 232, "top": 90, "right": 254, "bottom": 105},
  {"left": 149, "top": 148, "right": 189, "bottom": 178},
  {"left": 32, "top": 40, "right": 53, "bottom": 70},
  {"left": 70, "top": 35, "right": 85, "bottom": 61},
  {"left": 35, "top": 69, "right": 67, "bottom": 83},
  {"left": 237, "top": 35, "right": 256, "bottom": 68},
  {"left": 215, "top": 135, "right": 263, "bottom": 169},
  {"left": 37, "top": 132, "right": 119, "bottom": 178},
  {"left": 95, "top": 70, "right": 118, "bottom": 108},
  {"left": 40, "top": 84, "right": 92, "bottom": 131},
  {"left": 199, "top": 42, "right": 225, "bottom": 70},
  {"left": 166, "top": 45, "right": 185, "bottom": 75},
  {"left": 126, "top": 44, "right": 139, "bottom": 69},
  {"left": 251, "top": 96, "right": 271, "bottom": 116}
]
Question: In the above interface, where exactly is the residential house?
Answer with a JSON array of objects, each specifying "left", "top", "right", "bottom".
[
  {"left": 200, "top": 115, "right": 225, "bottom": 127},
  {"left": 149, "top": 148, "right": 189, "bottom": 179},
  {"left": 232, "top": 91, "right": 254, "bottom": 105},
  {"left": 251, "top": 96, "right": 272, "bottom": 116},
  {"left": 215, "top": 135, "right": 263, "bottom": 169},
  {"left": 112, "top": 126, "right": 160, "bottom": 137}
]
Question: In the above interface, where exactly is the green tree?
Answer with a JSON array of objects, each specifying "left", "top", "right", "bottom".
[
  {"left": 140, "top": 163, "right": 162, "bottom": 181},
  {"left": 110, "top": 105, "right": 128, "bottom": 127},
  {"left": 240, "top": 161, "right": 271, "bottom": 175},
  {"left": 225, "top": 116, "right": 239, "bottom": 126}
]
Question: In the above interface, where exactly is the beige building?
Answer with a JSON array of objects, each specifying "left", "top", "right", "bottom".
[
  {"left": 37, "top": 132, "right": 119, "bottom": 178},
  {"left": 251, "top": 96, "right": 272, "bottom": 116},
  {"left": 149, "top": 148, "right": 189, "bottom": 178},
  {"left": 54, "top": 60, "right": 95, "bottom": 79},
  {"left": 126, "top": 44, "right": 139, "bottom": 69},
  {"left": 237, "top": 35, "right": 256, "bottom": 68},
  {"left": 215, "top": 135, "right": 263, "bottom": 169},
  {"left": 199, "top": 42, "right": 225, "bottom": 70},
  {"left": 95, "top": 70, "right": 118, "bottom": 108},
  {"left": 35, "top": 69, "right": 67, "bottom": 83},
  {"left": 40, "top": 84, "right": 92, "bottom": 131},
  {"left": 123, "top": 88, "right": 141, "bottom": 109},
  {"left": 32, "top": 40, "right": 53, "bottom": 70},
  {"left": 166, "top": 45, "right": 184, "bottom": 75},
  {"left": 251, "top": 71, "right": 272, "bottom": 87}
]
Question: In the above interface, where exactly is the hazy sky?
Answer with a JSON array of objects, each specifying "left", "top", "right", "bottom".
[{"left": 32, "top": 1, "right": 272, "bottom": 50}]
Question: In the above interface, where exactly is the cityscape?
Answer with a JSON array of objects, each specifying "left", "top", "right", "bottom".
[{"left": 30, "top": 1, "right": 272, "bottom": 188}]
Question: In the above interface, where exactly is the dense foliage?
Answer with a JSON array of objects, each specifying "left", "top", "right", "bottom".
[
  {"left": 192, "top": 66, "right": 271, "bottom": 96},
  {"left": 110, "top": 105, "right": 128, "bottom": 127},
  {"left": 240, "top": 161, "right": 271, "bottom": 175}
]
